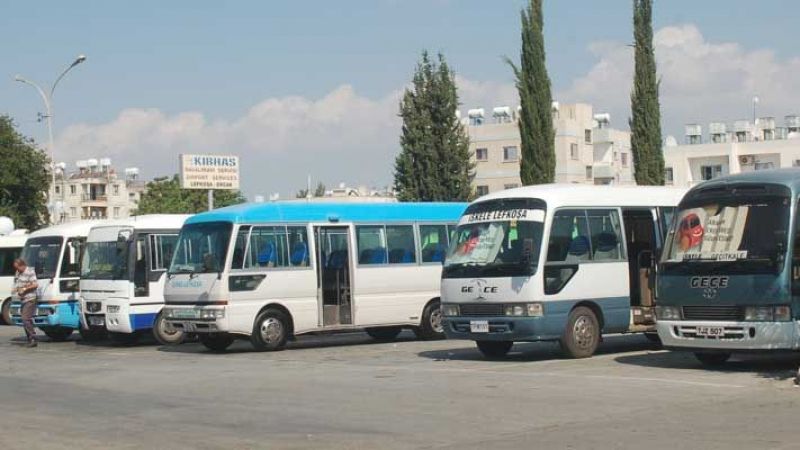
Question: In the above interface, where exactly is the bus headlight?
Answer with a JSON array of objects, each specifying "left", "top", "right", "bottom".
[
  {"left": 503, "top": 303, "right": 543, "bottom": 317},
  {"left": 774, "top": 306, "right": 792, "bottom": 321},
  {"left": 526, "top": 303, "right": 544, "bottom": 317},
  {"left": 200, "top": 309, "right": 225, "bottom": 319},
  {"left": 163, "top": 308, "right": 175, "bottom": 318},
  {"left": 442, "top": 304, "right": 459, "bottom": 317},
  {"left": 656, "top": 306, "right": 681, "bottom": 320},
  {"left": 744, "top": 306, "right": 773, "bottom": 321},
  {"left": 504, "top": 305, "right": 526, "bottom": 316},
  {"left": 107, "top": 305, "right": 120, "bottom": 313}
]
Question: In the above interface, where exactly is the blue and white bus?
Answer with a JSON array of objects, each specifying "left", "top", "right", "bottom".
[
  {"left": 657, "top": 169, "right": 800, "bottom": 365},
  {"left": 441, "top": 185, "right": 685, "bottom": 358},
  {"left": 161, "top": 202, "right": 466, "bottom": 351}
]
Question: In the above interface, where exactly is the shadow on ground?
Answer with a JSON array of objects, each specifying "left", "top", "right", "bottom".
[
  {"left": 417, "top": 334, "right": 661, "bottom": 363},
  {"left": 615, "top": 350, "right": 800, "bottom": 381}
]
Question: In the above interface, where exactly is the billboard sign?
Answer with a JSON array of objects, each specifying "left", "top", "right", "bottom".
[{"left": 179, "top": 154, "right": 240, "bottom": 190}]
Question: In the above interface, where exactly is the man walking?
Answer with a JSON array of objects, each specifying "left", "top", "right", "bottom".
[{"left": 13, "top": 258, "right": 38, "bottom": 347}]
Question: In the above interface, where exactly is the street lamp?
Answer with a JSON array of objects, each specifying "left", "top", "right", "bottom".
[{"left": 14, "top": 54, "right": 87, "bottom": 223}]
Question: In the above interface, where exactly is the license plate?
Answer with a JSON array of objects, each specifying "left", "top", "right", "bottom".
[
  {"left": 696, "top": 326, "right": 724, "bottom": 337},
  {"left": 173, "top": 309, "right": 198, "bottom": 319},
  {"left": 88, "top": 316, "right": 105, "bottom": 326},
  {"left": 470, "top": 320, "right": 490, "bottom": 333}
]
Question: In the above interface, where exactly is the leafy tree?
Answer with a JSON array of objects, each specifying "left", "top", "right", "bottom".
[
  {"left": 296, "top": 182, "right": 326, "bottom": 199},
  {"left": 0, "top": 115, "right": 50, "bottom": 230},
  {"left": 630, "top": 0, "right": 664, "bottom": 185},
  {"left": 507, "top": 0, "right": 555, "bottom": 185},
  {"left": 135, "top": 175, "right": 245, "bottom": 214},
  {"left": 394, "top": 51, "right": 473, "bottom": 201}
]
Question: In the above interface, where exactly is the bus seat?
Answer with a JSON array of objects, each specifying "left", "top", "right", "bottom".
[
  {"left": 369, "top": 248, "right": 387, "bottom": 264},
  {"left": 389, "top": 248, "right": 414, "bottom": 263},
  {"left": 257, "top": 243, "right": 277, "bottom": 266},
  {"left": 566, "top": 236, "right": 591, "bottom": 262},
  {"left": 290, "top": 242, "right": 308, "bottom": 266},
  {"left": 327, "top": 250, "right": 348, "bottom": 269},
  {"left": 593, "top": 231, "right": 620, "bottom": 260},
  {"left": 359, "top": 249, "right": 373, "bottom": 264},
  {"left": 429, "top": 244, "right": 446, "bottom": 262}
]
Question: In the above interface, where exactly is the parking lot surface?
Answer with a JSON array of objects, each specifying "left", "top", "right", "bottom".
[{"left": 1, "top": 326, "right": 799, "bottom": 450}]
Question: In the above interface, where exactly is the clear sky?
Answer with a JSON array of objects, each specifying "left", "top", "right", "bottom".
[{"left": 3, "top": 0, "right": 799, "bottom": 197}]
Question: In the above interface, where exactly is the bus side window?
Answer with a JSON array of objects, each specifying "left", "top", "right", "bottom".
[
  {"left": 420, "top": 225, "right": 449, "bottom": 263},
  {"left": 545, "top": 209, "right": 590, "bottom": 295},
  {"left": 134, "top": 236, "right": 148, "bottom": 297},
  {"left": 60, "top": 238, "right": 85, "bottom": 278},
  {"left": 793, "top": 203, "right": 800, "bottom": 295},
  {"left": 230, "top": 226, "right": 251, "bottom": 270},
  {"left": 287, "top": 226, "right": 309, "bottom": 267}
]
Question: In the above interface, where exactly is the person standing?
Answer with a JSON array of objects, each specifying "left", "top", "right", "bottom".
[{"left": 13, "top": 258, "right": 38, "bottom": 348}]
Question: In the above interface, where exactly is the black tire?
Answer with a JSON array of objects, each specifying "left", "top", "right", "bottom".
[
  {"left": 43, "top": 327, "right": 73, "bottom": 342},
  {"left": 476, "top": 341, "right": 513, "bottom": 358},
  {"left": 153, "top": 312, "right": 186, "bottom": 345},
  {"left": 694, "top": 352, "right": 731, "bottom": 366},
  {"left": 644, "top": 332, "right": 662, "bottom": 345},
  {"left": 366, "top": 327, "right": 403, "bottom": 342},
  {"left": 199, "top": 333, "right": 235, "bottom": 352},
  {"left": 79, "top": 326, "right": 107, "bottom": 342},
  {"left": 414, "top": 300, "right": 445, "bottom": 340},
  {"left": 1, "top": 297, "right": 11, "bottom": 326},
  {"left": 108, "top": 331, "right": 139, "bottom": 346},
  {"left": 560, "top": 306, "right": 600, "bottom": 358},
  {"left": 250, "top": 309, "right": 290, "bottom": 351}
]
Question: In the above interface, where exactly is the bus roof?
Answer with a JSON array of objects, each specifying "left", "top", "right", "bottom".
[
  {"left": 185, "top": 202, "right": 468, "bottom": 225},
  {"left": 691, "top": 168, "right": 800, "bottom": 192},
  {"left": 0, "top": 233, "right": 27, "bottom": 248},
  {"left": 27, "top": 221, "right": 101, "bottom": 239},
  {"left": 89, "top": 214, "right": 191, "bottom": 232},
  {"left": 474, "top": 184, "right": 688, "bottom": 209}
]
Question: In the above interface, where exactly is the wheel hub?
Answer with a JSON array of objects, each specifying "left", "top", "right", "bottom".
[
  {"left": 573, "top": 316, "right": 595, "bottom": 349},
  {"left": 260, "top": 317, "right": 283, "bottom": 343}
]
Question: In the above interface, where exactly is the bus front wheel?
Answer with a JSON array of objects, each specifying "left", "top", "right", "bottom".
[
  {"left": 250, "top": 309, "right": 289, "bottom": 351},
  {"left": 560, "top": 306, "right": 600, "bottom": 358},
  {"left": 1, "top": 297, "right": 11, "bottom": 325},
  {"left": 153, "top": 312, "right": 185, "bottom": 345},
  {"left": 43, "top": 327, "right": 73, "bottom": 342},
  {"left": 476, "top": 341, "right": 513, "bottom": 358},
  {"left": 694, "top": 352, "right": 731, "bottom": 366},
  {"left": 199, "top": 333, "right": 235, "bottom": 352},
  {"left": 413, "top": 300, "right": 445, "bottom": 341}
]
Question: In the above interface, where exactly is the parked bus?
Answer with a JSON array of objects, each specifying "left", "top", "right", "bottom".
[
  {"left": 161, "top": 202, "right": 466, "bottom": 351},
  {"left": 80, "top": 215, "right": 190, "bottom": 344},
  {"left": 656, "top": 169, "right": 800, "bottom": 365},
  {"left": 10, "top": 221, "right": 97, "bottom": 340},
  {"left": 1, "top": 231, "right": 28, "bottom": 325},
  {"left": 440, "top": 185, "right": 686, "bottom": 358}
]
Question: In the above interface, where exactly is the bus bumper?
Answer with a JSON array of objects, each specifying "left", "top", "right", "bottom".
[
  {"left": 161, "top": 305, "right": 228, "bottom": 334},
  {"left": 103, "top": 304, "right": 160, "bottom": 334},
  {"left": 10, "top": 301, "right": 81, "bottom": 329},
  {"left": 442, "top": 316, "right": 563, "bottom": 342},
  {"left": 657, "top": 320, "right": 800, "bottom": 351}
]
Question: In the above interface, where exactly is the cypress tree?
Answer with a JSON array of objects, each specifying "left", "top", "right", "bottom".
[
  {"left": 630, "top": 0, "right": 664, "bottom": 185},
  {"left": 507, "top": 0, "right": 555, "bottom": 185},
  {"left": 394, "top": 51, "right": 473, "bottom": 201}
]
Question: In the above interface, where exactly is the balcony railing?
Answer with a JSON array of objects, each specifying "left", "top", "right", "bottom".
[{"left": 81, "top": 194, "right": 108, "bottom": 202}]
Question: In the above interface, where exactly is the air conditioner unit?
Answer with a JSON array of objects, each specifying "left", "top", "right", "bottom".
[{"left": 739, "top": 155, "right": 755, "bottom": 165}]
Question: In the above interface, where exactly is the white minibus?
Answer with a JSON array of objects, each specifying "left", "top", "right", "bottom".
[{"left": 1, "top": 230, "right": 28, "bottom": 325}]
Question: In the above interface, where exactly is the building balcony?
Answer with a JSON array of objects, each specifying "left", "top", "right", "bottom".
[{"left": 81, "top": 194, "right": 108, "bottom": 203}]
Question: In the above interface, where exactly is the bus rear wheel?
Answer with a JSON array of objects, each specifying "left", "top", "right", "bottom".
[
  {"left": 366, "top": 327, "right": 402, "bottom": 342},
  {"left": 560, "top": 306, "right": 600, "bottom": 359},
  {"left": 250, "top": 309, "right": 289, "bottom": 351},
  {"left": 43, "top": 327, "right": 73, "bottom": 342},
  {"left": 199, "top": 333, "right": 235, "bottom": 352},
  {"left": 476, "top": 341, "right": 513, "bottom": 358},
  {"left": 694, "top": 352, "right": 731, "bottom": 366},
  {"left": 1, "top": 297, "right": 11, "bottom": 325},
  {"left": 153, "top": 312, "right": 185, "bottom": 345},
  {"left": 413, "top": 300, "right": 445, "bottom": 340}
]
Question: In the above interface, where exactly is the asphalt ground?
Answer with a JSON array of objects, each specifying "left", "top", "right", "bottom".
[{"left": 1, "top": 325, "right": 799, "bottom": 450}]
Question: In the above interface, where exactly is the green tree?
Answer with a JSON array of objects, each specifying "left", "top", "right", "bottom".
[
  {"left": 630, "top": 0, "right": 664, "bottom": 185},
  {"left": 295, "top": 182, "right": 326, "bottom": 199},
  {"left": 507, "top": 0, "right": 555, "bottom": 185},
  {"left": 135, "top": 175, "right": 246, "bottom": 214},
  {"left": 0, "top": 115, "right": 50, "bottom": 230},
  {"left": 394, "top": 51, "right": 473, "bottom": 201}
]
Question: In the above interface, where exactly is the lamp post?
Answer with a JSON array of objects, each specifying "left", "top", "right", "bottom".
[{"left": 15, "top": 54, "right": 87, "bottom": 223}]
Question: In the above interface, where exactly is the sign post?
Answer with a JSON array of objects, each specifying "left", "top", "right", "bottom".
[{"left": 179, "top": 154, "right": 240, "bottom": 211}]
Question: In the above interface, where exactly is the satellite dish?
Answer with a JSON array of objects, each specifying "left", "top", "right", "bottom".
[
  {"left": 665, "top": 135, "right": 678, "bottom": 147},
  {"left": 0, "top": 217, "right": 14, "bottom": 236}
]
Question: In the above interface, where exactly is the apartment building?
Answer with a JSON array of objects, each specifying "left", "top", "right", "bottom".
[
  {"left": 464, "top": 102, "right": 633, "bottom": 196},
  {"left": 663, "top": 115, "right": 800, "bottom": 187},
  {"left": 49, "top": 158, "right": 146, "bottom": 223}
]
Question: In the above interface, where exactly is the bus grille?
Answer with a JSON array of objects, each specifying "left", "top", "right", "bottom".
[
  {"left": 682, "top": 305, "right": 743, "bottom": 321},
  {"left": 459, "top": 304, "right": 504, "bottom": 317}
]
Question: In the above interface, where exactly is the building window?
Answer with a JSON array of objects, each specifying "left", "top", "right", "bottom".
[
  {"left": 570, "top": 143, "right": 579, "bottom": 160},
  {"left": 503, "top": 146, "right": 519, "bottom": 162},
  {"left": 113, "top": 184, "right": 120, "bottom": 196},
  {"left": 700, "top": 165, "right": 723, "bottom": 181},
  {"left": 665, "top": 168, "right": 674, "bottom": 184},
  {"left": 584, "top": 129, "right": 592, "bottom": 144},
  {"left": 793, "top": 160, "right": 800, "bottom": 168},
  {"left": 70, "top": 185, "right": 76, "bottom": 195},
  {"left": 754, "top": 162, "right": 775, "bottom": 171},
  {"left": 620, "top": 153, "right": 628, "bottom": 167},
  {"left": 585, "top": 166, "right": 593, "bottom": 180},
  {"left": 70, "top": 207, "right": 77, "bottom": 217},
  {"left": 475, "top": 148, "right": 488, "bottom": 161},
  {"left": 503, "top": 183, "right": 519, "bottom": 190},
  {"left": 55, "top": 186, "right": 61, "bottom": 194},
  {"left": 476, "top": 185, "right": 489, "bottom": 197},
  {"left": 113, "top": 207, "right": 121, "bottom": 218}
]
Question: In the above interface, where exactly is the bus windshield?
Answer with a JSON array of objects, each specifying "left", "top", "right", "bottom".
[
  {"left": 20, "top": 236, "right": 63, "bottom": 279},
  {"left": 662, "top": 193, "right": 790, "bottom": 274},
  {"left": 81, "top": 240, "right": 129, "bottom": 280},
  {"left": 444, "top": 206, "right": 544, "bottom": 278},
  {"left": 169, "top": 222, "right": 232, "bottom": 275}
]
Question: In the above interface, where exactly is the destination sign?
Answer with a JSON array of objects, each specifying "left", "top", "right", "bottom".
[{"left": 459, "top": 208, "right": 544, "bottom": 225}]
